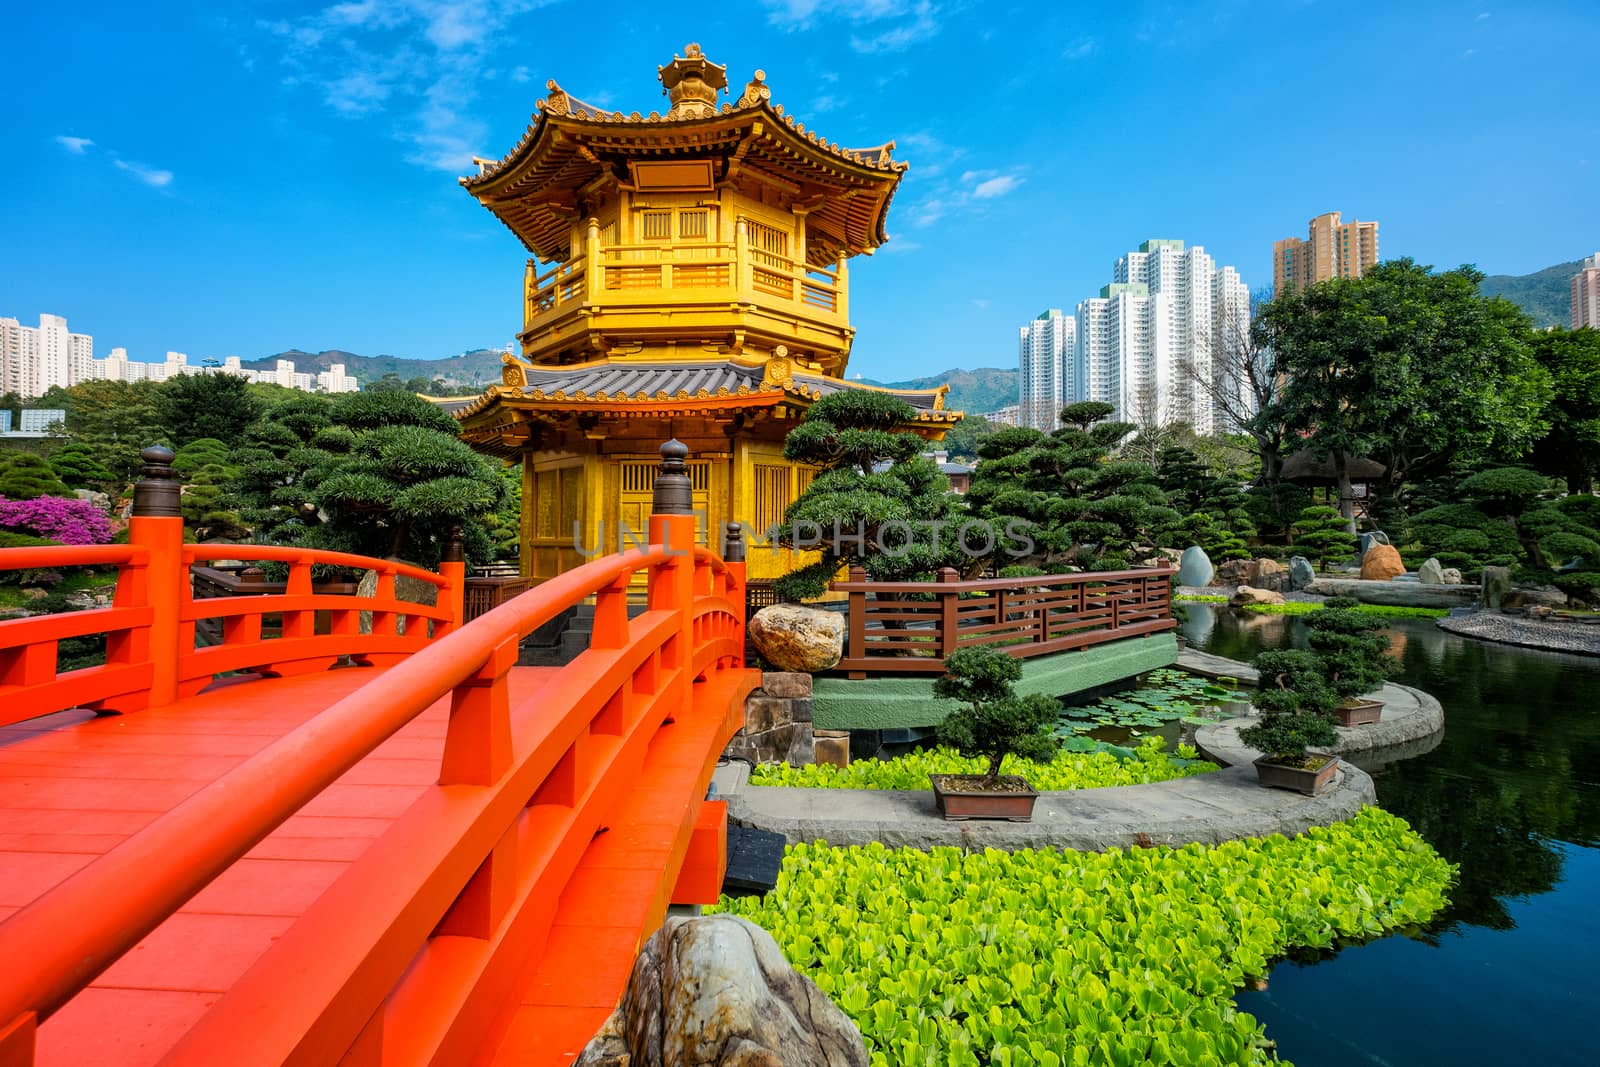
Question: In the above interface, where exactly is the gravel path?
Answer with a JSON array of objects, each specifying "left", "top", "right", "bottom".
[{"left": 1437, "top": 612, "right": 1600, "bottom": 657}]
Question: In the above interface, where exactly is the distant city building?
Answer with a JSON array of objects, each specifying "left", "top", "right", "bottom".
[
  {"left": 982, "top": 403, "right": 1020, "bottom": 426},
  {"left": 0, "top": 411, "right": 11, "bottom": 433},
  {"left": 1574, "top": 253, "right": 1600, "bottom": 330},
  {"left": 1017, "top": 308, "right": 1076, "bottom": 430},
  {"left": 1069, "top": 240, "right": 1251, "bottom": 435},
  {"left": 0, "top": 314, "right": 92, "bottom": 397},
  {"left": 19, "top": 409, "right": 67, "bottom": 434},
  {"left": 1, "top": 311, "right": 360, "bottom": 396},
  {"left": 1273, "top": 211, "right": 1379, "bottom": 294}
]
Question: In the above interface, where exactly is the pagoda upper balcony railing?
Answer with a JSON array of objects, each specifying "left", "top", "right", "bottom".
[{"left": 522, "top": 219, "right": 849, "bottom": 338}]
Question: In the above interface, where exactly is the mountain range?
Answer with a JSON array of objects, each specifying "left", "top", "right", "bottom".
[{"left": 247, "top": 258, "right": 1580, "bottom": 411}]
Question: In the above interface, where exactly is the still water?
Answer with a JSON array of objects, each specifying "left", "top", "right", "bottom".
[{"left": 1180, "top": 605, "right": 1600, "bottom": 1066}]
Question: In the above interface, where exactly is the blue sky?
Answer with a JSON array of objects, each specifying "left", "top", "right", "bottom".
[{"left": 3, "top": 1, "right": 1596, "bottom": 381}]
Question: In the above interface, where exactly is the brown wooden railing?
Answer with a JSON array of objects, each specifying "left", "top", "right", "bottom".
[{"left": 832, "top": 566, "right": 1176, "bottom": 678}]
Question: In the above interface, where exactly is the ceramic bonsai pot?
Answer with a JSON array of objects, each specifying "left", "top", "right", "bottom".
[
  {"left": 930, "top": 774, "right": 1039, "bottom": 821},
  {"left": 1253, "top": 753, "right": 1340, "bottom": 796},
  {"left": 1334, "top": 698, "right": 1384, "bottom": 727}
]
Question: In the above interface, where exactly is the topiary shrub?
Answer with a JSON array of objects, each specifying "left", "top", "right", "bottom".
[
  {"left": 1239, "top": 649, "right": 1339, "bottom": 764},
  {"left": 1553, "top": 572, "right": 1600, "bottom": 607},
  {"left": 1289, "top": 505, "right": 1356, "bottom": 570},
  {"left": 1303, "top": 599, "right": 1396, "bottom": 705},
  {"left": 933, "top": 646, "right": 1060, "bottom": 787}
]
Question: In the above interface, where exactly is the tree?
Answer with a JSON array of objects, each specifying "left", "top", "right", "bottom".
[
  {"left": 966, "top": 401, "right": 1176, "bottom": 571},
  {"left": 1527, "top": 327, "right": 1600, "bottom": 493},
  {"left": 1304, "top": 598, "right": 1396, "bottom": 706},
  {"left": 1238, "top": 649, "right": 1339, "bottom": 764},
  {"left": 940, "top": 415, "right": 998, "bottom": 463},
  {"left": 1258, "top": 261, "right": 1551, "bottom": 527},
  {"left": 155, "top": 373, "right": 263, "bottom": 447},
  {"left": 0, "top": 453, "right": 71, "bottom": 499},
  {"left": 1183, "top": 297, "right": 1289, "bottom": 484},
  {"left": 49, "top": 443, "right": 116, "bottom": 488},
  {"left": 773, "top": 391, "right": 963, "bottom": 601},
  {"left": 1290, "top": 505, "right": 1357, "bottom": 570},
  {"left": 932, "top": 646, "right": 1060, "bottom": 786}
]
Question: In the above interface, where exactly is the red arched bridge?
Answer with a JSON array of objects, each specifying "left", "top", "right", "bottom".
[{"left": 0, "top": 443, "right": 756, "bottom": 1066}]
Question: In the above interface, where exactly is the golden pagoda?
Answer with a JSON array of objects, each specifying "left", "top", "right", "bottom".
[{"left": 445, "top": 44, "right": 961, "bottom": 583}]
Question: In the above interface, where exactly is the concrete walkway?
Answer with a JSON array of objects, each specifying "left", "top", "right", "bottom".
[{"left": 716, "top": 649, "right": 1453, "bottom": 853}]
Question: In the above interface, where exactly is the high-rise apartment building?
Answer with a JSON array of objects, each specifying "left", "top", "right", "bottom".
[
  {"left": 1070, "top": 240, "right": 1250, "bottom": 435},
  {"left": 1573, "top": 253, "right": 1600, "bottom": 330},
  {"left": 1017, "top": 308, "right": 1076, "bottom": 430},
  {"left": 0, "top": 313, "right": 93, "bottom": 397},
  {"left": 1273, "top": 211, "right": 1379, "bottom": 294}
]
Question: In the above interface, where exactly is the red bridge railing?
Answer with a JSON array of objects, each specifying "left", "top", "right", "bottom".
[
  {"left": 833, "top": 565, "right": 1176, "bottom": 677},
  {"left": 0, "top": 441, "right": 754, "bottom": 1064}
]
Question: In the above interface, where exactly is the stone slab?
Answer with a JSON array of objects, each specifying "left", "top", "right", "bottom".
[
  {"left": 812, "top": 633, "right": 1178, "bottom": 731},
  {"left": 1304, "top": 577, "right": 1477, "bottom": 608}
]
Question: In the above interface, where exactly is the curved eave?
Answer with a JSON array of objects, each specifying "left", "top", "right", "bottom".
[{"left": 462, "top": 99, "right": 906, "bottom": 260}]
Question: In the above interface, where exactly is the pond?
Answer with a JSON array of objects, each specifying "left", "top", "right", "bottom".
[{"left": 1179, "top": 603, "right": 1600, "bottom": 1066}]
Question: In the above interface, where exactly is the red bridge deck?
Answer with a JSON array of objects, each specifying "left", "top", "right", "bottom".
[{"left": 0, "top": 444, "right": 755, "bottom": 1066}]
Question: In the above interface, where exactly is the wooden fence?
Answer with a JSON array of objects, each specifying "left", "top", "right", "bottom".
[{"left": 833, "top": 566, "right": 1176, "bottom": 678}]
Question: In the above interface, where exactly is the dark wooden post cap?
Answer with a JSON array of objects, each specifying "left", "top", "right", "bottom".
[
  {"left": 442, "top": 523, "right": 465, "bottom": 563},
  {"left": 722, "top": 522, "right": 745, "bottom": 563},
  {"left": 132, "top": 445, "right": 181, "bottom": 518},
  {"left": 651, "top": 439, "right": 694, "bottom": 515}
]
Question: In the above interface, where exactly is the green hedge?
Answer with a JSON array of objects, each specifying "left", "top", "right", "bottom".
[
  {"left": 749, "top": 736, "right": 1214, "bottom": 791},
  {"left": 712, "top": 808, "right": 1454, "bottom": 1066}
]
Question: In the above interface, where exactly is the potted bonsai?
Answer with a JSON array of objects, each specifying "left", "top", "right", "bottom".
[
  {"left": 1239, "top": 649, "right": 1342, "bottom": 795},
  {"left": 929, "top": 646, "right": 1060, "bottom": 821},
  {"left": 1305, "top": 597, "right": 1397, "bottom": 726}
]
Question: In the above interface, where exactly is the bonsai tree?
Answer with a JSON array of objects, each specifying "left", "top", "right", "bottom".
[
  {"left": 1238, "top": 649, "right": 1339, "bottom": 765},
  {"left": 932, "top": 646, "right": 1060, "bottom": 787},
  {"left": 1304, "top": 597, "right": 1396, "bottom": 707},
  {"left": 1290, "top": 504, "right": 1357, "bottom": 571}
]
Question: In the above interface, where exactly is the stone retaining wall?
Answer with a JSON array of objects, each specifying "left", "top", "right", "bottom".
[{"left": 723, "top": 672, "right": 817, "bottom": 766}]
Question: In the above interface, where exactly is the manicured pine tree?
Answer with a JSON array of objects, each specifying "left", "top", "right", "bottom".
[{"left": 1291, "top": 504, "right": 1357, "bottom": 570}]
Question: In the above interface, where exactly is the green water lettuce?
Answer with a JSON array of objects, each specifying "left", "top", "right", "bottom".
[{"left": 710, "top": 808, "right": 1454, "bottom": 1066}]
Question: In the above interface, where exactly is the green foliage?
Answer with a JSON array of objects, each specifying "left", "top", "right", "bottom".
[
  {"left": 330, "top": 390, "right": 460, "bottom": 434},
  {"left": 1256, "top": 260, "right": 1551, "bottom": 504},
  {"left": 0, "top": 530, "right": 55, "bottom": 549},
  {"left": 48, "top": 443, "right": 115, "bottom": 488},
  {"left": 932, "top": 646, "right": 1057, "bottom": 784},
  {"left": 710, "top": 809, "right": 1455, "bottom": 1066},
  {"left": 749, "top": 736, "right": 1215, "bottom": 790},
  {"left": 0, "top": 453, "right": 71, "bottom": 499},
  {"left": 1304, "top": 603, "right": 1396, "bottom": 702},
  {"left": 773, "top": 392, "right": 961, "bottom": 601},
  {"left": 1458, "top": 467, "right": 1550, "bottom": 516},
  {"left": 1527, "top": 327, "right": 1600, "bottom": 492},
  {"left": 1242, "top": 482, "right": 1311, "bottom": 541},
  {"left": 1238, "top": 600, "right": 1448, "bottom": 619},
  {"left": 1290, "top": 505, "right": 1356, "bottom": 569},
  {"left": 154, "top": 372, "right": 263, "bottom": 447},
  {"left": 1154, "top": 445, "right": 1256, "bottom": 560},
  {"left": 1058, "top": 668, "right": 1230, "bottom": 735},
  {"left": 1240, "top": 649, "right": 1339, "bottom": 761},
  {"left": 939, "top": 415, "right": 998, "bottom": 463}
]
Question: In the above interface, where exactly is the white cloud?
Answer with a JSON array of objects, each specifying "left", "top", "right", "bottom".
[
  {"left": 55, "top": 135, "right": 94, "bottom": 154},
  {"left": 1477, "top": 11, "right": 1491, "bottom": 19},
  {"left": 255, "top": 0, "right": 560, "bottom": 173},
  {"left": 811, "top": 94, "right": 845, "bottom": 113},
  {"left": 971, "top": 298, "right": 991, "bottom": 309},
  {"left": 971, "top": 174, "right": 1022, "bottom": 199},
  {"left": 1461, "top": 48, "right": 1478, "bottom": 59},
  {"left": 761, "top": 0, "right": 943, "bottom": 53},
  {"left": 1063, "top": 36, "right": 1097, "bottom": 60},
  {"left": 114, "top": 159, "right": 175, "bottom": 188}
]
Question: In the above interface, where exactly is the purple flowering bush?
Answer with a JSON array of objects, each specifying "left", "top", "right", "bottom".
[{"left": 0, "top": 494, "right": 116, "bottom": 546}]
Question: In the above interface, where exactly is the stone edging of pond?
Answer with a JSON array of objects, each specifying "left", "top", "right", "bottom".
[
  {"left": 1435, "top": 611, "right": 1600, "bottom": 658},
  {"left": 1184, "top": 652, "right": 1447, "bottom": 759}
]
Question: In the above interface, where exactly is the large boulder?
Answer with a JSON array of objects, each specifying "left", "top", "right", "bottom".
[
  {"left": 578, "top": 914, "right": 868, "bottom": 1067},
  {"left": 1177, "top": 545, "right": 1214, "bottom": 588},
  {"left": 1304, "top": 577, "right": 1478, "bottom": 608},
  {"left": 1441, "top": 567, "right": 1463, "bottom": 585},
  {"left": 1417, "top": 557, "right": 1446, "bottom": 585},
  {"left": 1288, "top": 556, "right": 1316, "bottom": 591},
  {"left": 1229, "top": 585, "right": 1284, "bottom": 607},
  {"left": 1251, "top": 558, "right": 1288, "bottom": 591},
  {"left": 357, "top": 564, "right": 440, "bottom": 634},
  {"left": 1215, "top": 558, "right": 1254, "bottom": 586},
  {"left": 1359, "top": 543, "right": 1406, "bottom": 581},
  {"left": 1359, "top": 530, "right": 1392, "bottom": 558},
  {"left": 749, "top": 605, "right": 844, "bottom": 673},
  {"left": 1481, "top": 565, "right": 1513, "bottom": 610}
]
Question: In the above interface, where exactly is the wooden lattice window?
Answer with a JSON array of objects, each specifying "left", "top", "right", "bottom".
[
  {"left": 754, "top": 464, "right": 792, "bottom": 534},
  {"left": 679, "top": 208, "right": 709, "bottom": 240},
  {"left": 620, "top": 460, "right": 709, "bottom": 494},
  {"left": 641, "top": 211, "right": 671, "bottom": 240}
]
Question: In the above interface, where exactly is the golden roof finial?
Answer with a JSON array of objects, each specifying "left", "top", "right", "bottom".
[{"left": 658, "top": 43, "right": 728, "bottom": 119}]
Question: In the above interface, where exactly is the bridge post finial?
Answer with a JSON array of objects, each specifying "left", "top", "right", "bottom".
[
  {"left": 132, "top": 445, "right": 181, "bottom": 518},
  {"left": 442, "top": 523, "right": 465, "bottom": 563},
  {"left": 651, "top": 439, "right": 694, "bottom": 516},
  {"left": 721, "top": 521, "right": 745, "bottom": 563}
]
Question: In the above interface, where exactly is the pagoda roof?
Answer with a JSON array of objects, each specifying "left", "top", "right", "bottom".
[
  {"left": 461, "top": 45, "right": 907, "bottom": 266},
  {"left": 439, "top": 357, "right": 959, "bottom": 429}
]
